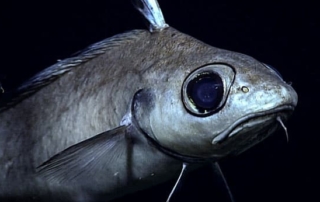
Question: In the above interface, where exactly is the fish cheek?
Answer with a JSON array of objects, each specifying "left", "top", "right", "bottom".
[{"left": 132, "top": 89, "right": 157, "bottom": 140}]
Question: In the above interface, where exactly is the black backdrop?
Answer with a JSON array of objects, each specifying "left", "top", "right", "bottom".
[{"left": 0, "top": 0, "right": 318, "bottom": 202}]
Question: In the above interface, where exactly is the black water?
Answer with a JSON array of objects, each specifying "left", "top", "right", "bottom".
[{"left": 0, "top": 0, "right": 318, "bottom": 202}]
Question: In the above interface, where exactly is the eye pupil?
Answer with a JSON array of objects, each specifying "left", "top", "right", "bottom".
[{"left": 187, "top": 72, "right": 223, "bottom": 112}]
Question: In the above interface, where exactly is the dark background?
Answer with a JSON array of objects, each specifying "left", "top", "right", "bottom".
[{"left": 0, "top": 0, "right": 318, "bottom": 202}]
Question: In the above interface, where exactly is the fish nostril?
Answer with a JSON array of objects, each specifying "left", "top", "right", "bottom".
[{"left": 241, "top": 86, "right": 249, "bottom": 93}]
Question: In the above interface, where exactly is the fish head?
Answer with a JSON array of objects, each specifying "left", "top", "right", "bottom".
[{"left": 131, "top": 27, "right": 298, "bottom": 161}]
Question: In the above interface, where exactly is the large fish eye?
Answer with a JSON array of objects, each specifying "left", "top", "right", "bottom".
[
  {"left": 186, "top": 72, "right": 223, "bottom": 113},
  {"left": 182, "top": 64, "right": 235, "bottom": 116}
]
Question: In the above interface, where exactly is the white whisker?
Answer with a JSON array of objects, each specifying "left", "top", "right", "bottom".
[
  {"left": 166, "top": 163, "right": 188, "bottom": 202},
  {"left": 277, "top": 116, "right": 289, "bottom": 142}
]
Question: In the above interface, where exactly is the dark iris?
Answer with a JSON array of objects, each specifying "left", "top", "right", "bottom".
[{"left": 187, "top": 72, "right": 223, "bottom": 112}]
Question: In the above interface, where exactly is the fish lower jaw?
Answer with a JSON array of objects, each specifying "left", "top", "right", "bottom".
[
  {"left": 211, "top": 105, "right": 295, "bottom": 145},
  {"left": 227, "top": 115, "right": 276, "bottom": 138}
]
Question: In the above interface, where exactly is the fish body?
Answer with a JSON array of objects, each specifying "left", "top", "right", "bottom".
[{"left": 0, "top": 1, "right": 297, "bottom": 201}]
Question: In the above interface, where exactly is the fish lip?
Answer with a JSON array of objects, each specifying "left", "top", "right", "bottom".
[{"left": 212, "top": 105, "right": 296, "bottom": 144}]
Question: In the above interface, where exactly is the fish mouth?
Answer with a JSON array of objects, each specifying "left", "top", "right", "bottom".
[{"left": 212, "top": 105, "right": 296, "bottom": 144}]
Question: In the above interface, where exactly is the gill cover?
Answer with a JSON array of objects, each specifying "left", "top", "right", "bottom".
[
  {"left": 131, "top": 28, "right": 297, "bottom": 159},
  {"left": 131, "top": 2, "right": 297, "bottom": 159}
]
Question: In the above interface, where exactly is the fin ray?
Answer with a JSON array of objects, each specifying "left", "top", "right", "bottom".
[
  {"left": 0, "top": 30, "right": 146, "bottom": 112},
  {"left": 212, "top": 162, "right": 235, "bottom": 202},
  {"left": 37, "top": 126, "right": 128, "bottom": 185}
]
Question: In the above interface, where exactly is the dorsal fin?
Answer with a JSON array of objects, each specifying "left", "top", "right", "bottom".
[
  {"left": 0, "top": 30, "right": 146, "bottom": 112},
  {"left": 133, "top": 0, "right": 168, "bottom": 32}
]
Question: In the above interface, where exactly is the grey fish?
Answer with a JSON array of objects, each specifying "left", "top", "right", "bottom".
[{"left": 0, "top": 0, "right": 297, "bottom": 201}]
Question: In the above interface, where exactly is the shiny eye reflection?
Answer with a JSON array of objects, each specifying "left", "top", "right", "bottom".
[
  {"left": 186, "top": 72, "right": 223, "bottom": 113},
  {"left": 182, "top": 64, "right": 234, "bottom": 116}
]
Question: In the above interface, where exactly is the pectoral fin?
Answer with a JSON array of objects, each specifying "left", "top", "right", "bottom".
[
  {"left": 211, "top": 162, "right": 235, "bottom": 202},
  {"left": 37, "top": 126, "right": 130, "bottom": 185}
]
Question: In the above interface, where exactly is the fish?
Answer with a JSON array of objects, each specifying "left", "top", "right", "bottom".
[{"left": 0, "top": 0, "right": 298, "bottom": 201}]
